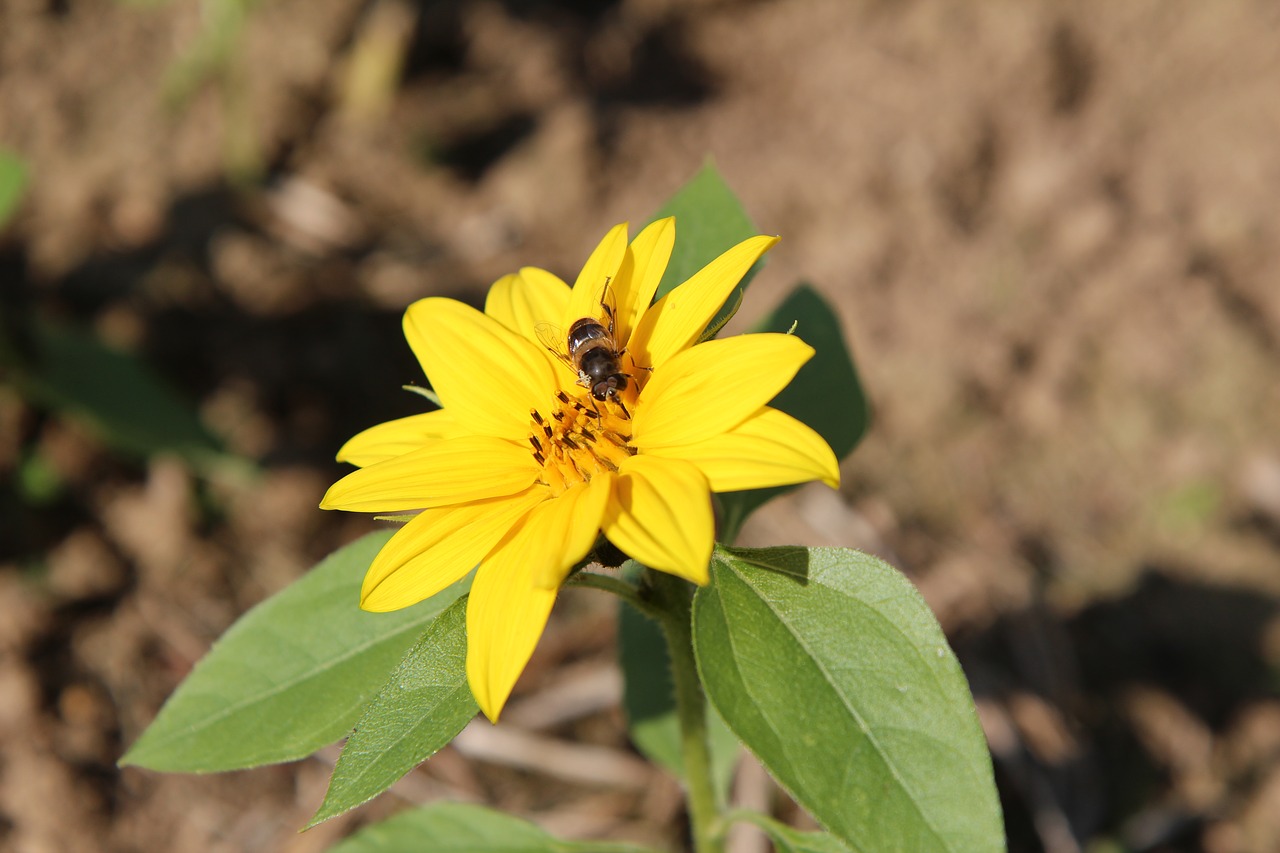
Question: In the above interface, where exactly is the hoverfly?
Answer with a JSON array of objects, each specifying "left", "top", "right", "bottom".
[{"left": 537, "top": 280, "right": 631, "bottom": 417}]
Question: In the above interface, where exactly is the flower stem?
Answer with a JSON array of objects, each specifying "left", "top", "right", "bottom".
[
  {"left": 564, "top": 570, "right": 651, "bottom": 614},
  {"left": 649, "top": 571, "right": 724, "bottom": 853}
]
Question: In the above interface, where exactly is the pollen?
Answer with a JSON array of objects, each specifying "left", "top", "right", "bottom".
[{"left": 529, "top": 392, "right": 635, "bottom": 496}]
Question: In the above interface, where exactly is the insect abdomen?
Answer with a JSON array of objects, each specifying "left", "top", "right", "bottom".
[{"left": 567, "top": 318, "right": 609, "bottom": 352}]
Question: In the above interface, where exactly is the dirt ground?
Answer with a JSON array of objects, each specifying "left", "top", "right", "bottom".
[{"left": 2, "top": 0, "right": 1279, "bottom": 851}]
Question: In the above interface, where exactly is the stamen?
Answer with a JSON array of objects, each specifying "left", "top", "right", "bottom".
[
  {"left": 601, "top": 429, "right": 629, "bottom": 448},
  {"left": 528, "top": 386, "right": 637, "bottom": 495},
  {"left": 562, "top": 452, "right": 585, "bottom": 480}
]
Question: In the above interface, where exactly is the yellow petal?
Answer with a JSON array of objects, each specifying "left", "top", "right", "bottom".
[
  {"left": 633, "top": 333, "right": 814, "bottom": 449},
  {"left": 655, "top": 406, "right": 840, "bottom": 492},
  {"left": 320, "top": 435, "right": 539, "bottom": 513},
  {"left": 463, "top": 475, "right": 614, "bottom": 720},
  {"left": 627, "top": 234, "right": 778, "bottom": 370},
  {"left": 360, "top": 487, "right": 547, "bottom": 611},
  {"left": 484, "top": 268, "right": 570, "bottom": 344},
  {"left": 404, "top": 298, "right": 556, "bottom": 437},
  {"left": 532, "top": 474, "right": 613, "bottom": 589},
  {"left": 603, "top": 455, "right": 712, "bottom": 585},
  {"left": 466, "top": 531, "right": 557, "bottom": 721},
  {"left": 615, "top": 217, "right": 675, "bottom": 348},
  {"left": 565, "top": 222, "right": 629, "bottom": 326},
  {"left": 337, "top": 410, "right": 459, "bottom": 468}
]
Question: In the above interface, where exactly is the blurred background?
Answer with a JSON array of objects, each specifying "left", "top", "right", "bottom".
[{"left": 2, "top": 0, "right": 1280, "bottom": 851}]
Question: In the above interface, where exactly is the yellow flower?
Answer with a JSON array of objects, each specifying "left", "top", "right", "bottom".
[{"left": 321, "top": 219, "right": 839, "bottom": 721}]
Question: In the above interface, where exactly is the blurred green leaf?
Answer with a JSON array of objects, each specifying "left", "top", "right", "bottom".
[
  {"left": 11, "top": 316, "right": 222, "bottom": 466},
  {"left": 730, "top": 812, "right": 852, "bottom": 853},
  {"left": 159, "top": 0, "right": 263, "bottom": 180},
  {"left": 618, "top": 585, "right": 739, "bottom": 800},
  {"left": 649, "top": 163, "right": 764, "bottom": 334},
  {"left": 310, "top": 595, "right": 476, "bottom": 827},
  {"left": 17, "top": 451, "right": 62, "bottom": 506},
  {"left": 694, "top": 546, "right": 1004, "bottom": 853},
  {"left": 162, "top": 0, "right": 251, "bottom": 106},
  {"left": 121, "top": 532, "right": 471, "bottom": 772},
  {"left": 325, "top": 802, "right": 661, "bottom": 853},
  {"left": 720, "top": 284, "right": 869, "bottom": 540},
  {"left": 0, "top": 149, "right": 28, "bottom": 231},
  {"left": 1154, "top": 479, "right": 1221, "bottom": 532}
]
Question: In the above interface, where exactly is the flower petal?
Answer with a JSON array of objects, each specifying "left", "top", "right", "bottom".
[
  {"left": 565, "top": 222, "right": 629, "bottom": 326},
  {"left": 465, "top": 484, "right": 600, "bottom": 721},
  {"left": 615, "top": 217, "right": 674, "bottom": 348},
  {"left": 532, "top": 474, "right": 613, "bottom": 589},
  {"left": 404, "top": 298, "right": 557, "bottom": 437},
  {"left": 336, "top": 409, "right": 459, "bottom": 468},
  {"left": 466, "top": 522, "right": 557, "bottom": 721},
  {"left": 628, "top": 234, "right": 778, "bottom": 370},
  {"left": 633, "top": 333, "right": 814, "bottom": 449},
  {"left": 603, "top": 455, "right": 712, "bottom": 585},
  {"left": 484, "top": 268, "right": 570, "bottom": 343},
  {"left": 655, "top": 406, "right": 840, "bottom": 492},
  {"left": 360, "top": 487, "right": 548, "bottom": 612},
  {"left": 320, "top": 435, "right": 539, "bottom": 513}
]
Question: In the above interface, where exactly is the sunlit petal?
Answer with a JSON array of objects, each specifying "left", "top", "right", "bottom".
[
  {"left": 532, "top": 474, "right": 613, "bottom": 589},
  {"left": 615, "top": 217, "right": 675, "bottom": 348},
  {"left": 321, "top": 435, "right": 539, "bottom": 513},
  {"left": 466, "top": 545, "right": 557, "bottom": 721},
  {"left": 404, "top": 298, "right": 557, "bottom": 437},
  {"left": 628, "top": 234, "right": 778, "bottom": 370},
  {"left": 566, "top": 222, "right": 629, "bottom": 325},
  {"left": 360, "top": 487, "right": 547, "bottom": 611},
  {"left": 603, "top": 455, "right": 712, "bottom": 585},
  {"left": 464, "top": 477, "right": 617, "bottom": 720},
  {"left": 633, "top": 333, "right": 814, "bottom": 449},
  {"left": 656, "top": 406, "right": 840, "bottom": 491},
  {"left": 485, "top": 268, "right": 571, "bottom": 344},
  {"left": 336, "top": 410, "right": 459, "bottom": 468}
]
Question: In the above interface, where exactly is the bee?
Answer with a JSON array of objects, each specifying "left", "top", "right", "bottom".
[{"left": 537, "top": 281, "right": 631, "bottom": 418}]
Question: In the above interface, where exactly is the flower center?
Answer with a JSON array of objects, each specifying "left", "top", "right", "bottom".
[{"left": 529, "top": 389, "right": 635, "bottom": 496}]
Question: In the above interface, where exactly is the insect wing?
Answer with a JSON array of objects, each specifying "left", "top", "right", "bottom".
[{"left": 535, "top": 322, "right": 575, "bottom": 370}]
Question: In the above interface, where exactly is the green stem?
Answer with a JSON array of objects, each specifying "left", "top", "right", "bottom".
[
  {"left": 564, "top": 570, "right": 650, "bottom": 614},
  {"left": 649, "top": 571, "right": 723, "bottom": 853}
]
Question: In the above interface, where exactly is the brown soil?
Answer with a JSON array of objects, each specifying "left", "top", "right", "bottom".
[{"left": 2, "top": 1, "right": 1279, "bottom": 851}]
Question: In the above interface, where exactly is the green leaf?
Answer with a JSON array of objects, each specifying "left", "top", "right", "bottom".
[
  {"left": 730, "top": 811, "right": 853, "bottom": 853},
  {"left": 310, "top": 596, "right": 476, "bottom": 826},
  {"left": 10, "top": 316, "right": 223, "bottom": 466},
  {"left": 325, "top": 802, "right": 662, "bottom": 853},
  {"left": 121, "top": 532, "right": 471, "bottom": 772},
  {"left": 618, "top": 596, "right": 740, "bottom": 800},
  {"left": 649, "top": 163, "right": 763, "bottom": 334},
  {"left": 0, "top": 149, "right": 28, "bottom": 230},
  {"left": 720, "top": 284, "right": 870, "bottom": 540},
  {"left": 694, "top": 546, "right": 1004, "bottom": 853}
]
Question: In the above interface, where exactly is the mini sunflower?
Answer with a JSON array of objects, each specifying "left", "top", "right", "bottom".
[{"left": 322, "top": 218, "right": 839, "bottom": 721}]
